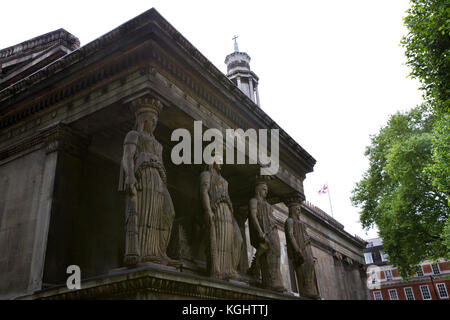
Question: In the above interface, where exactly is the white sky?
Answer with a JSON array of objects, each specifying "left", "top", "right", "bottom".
[{"left": 1, "top": 1, "right": 424, "bottom": 239}]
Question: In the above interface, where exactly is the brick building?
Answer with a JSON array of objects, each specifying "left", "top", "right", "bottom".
[{"left": 364, "top": 237, "right": 450, "bottom": 300}]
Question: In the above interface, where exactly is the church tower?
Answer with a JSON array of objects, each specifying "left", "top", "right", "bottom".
[{"left": 225, "top": 36, "right": 260, "bottom": 106}]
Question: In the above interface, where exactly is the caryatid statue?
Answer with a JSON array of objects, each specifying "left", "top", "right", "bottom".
[
  {"left": 284, "top": 194, "right": 320, "bottom": 299},
  {"left": 119, "top": 97, "right": 177, "bottom": 267},
  {"left": 248, "top": 178, "right": 285, "bottom": 292},
  {"left": 200, "top": 157, "right": 243, "bottom": 280}
]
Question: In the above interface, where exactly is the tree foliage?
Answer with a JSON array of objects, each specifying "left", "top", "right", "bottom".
[
  {"left": 401, "top": 0, "right": 449, "bottom": 114},
  {"left": 402, "top": 0, "right": 450, "bottom": 198},
  {"left": 351, "top": 106, "right": 449, "bottom": 277}
]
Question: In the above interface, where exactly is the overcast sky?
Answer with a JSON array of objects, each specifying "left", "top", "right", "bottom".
[{"left": 1, "top": 1, "right": 424, "bottom": 239}]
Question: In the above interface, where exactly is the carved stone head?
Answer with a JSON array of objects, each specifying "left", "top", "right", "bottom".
[
  {"left": 206, "top": 154, "right": 223, "bottom": 172},
  {"left": 288, "top": 203, "right": 301, "bottom": 219},
  {"left": 255, "top": 182, "right": 268, "bottom": 199},
  {"left": 284, "top": 193, "right": 304, "bottom": 219},
  {"left": 131, "top": 98, "right": 163, "bottom": 134}
]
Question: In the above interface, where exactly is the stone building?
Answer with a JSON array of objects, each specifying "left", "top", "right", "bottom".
[{"left": 0, "top": 8, "right": 368, "bottom": 300}]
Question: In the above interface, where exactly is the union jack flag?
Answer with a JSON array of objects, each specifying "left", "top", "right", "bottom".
[{"left": 318, "top": 184, "right": 328, "bottom": 194}]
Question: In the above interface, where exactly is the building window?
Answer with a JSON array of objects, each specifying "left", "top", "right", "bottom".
[
  {"left": 388, "top": 289, "right": 398, "bottom": 300},
  {"left": 371, "top": 271, "right": 376, "bottom": 284},
  {"left": 416, "top": 266, "right": 424, "bottom": 277},
  {"left": 436, "top": 283, "right": 449, "bottom": 299},
  {"left": 366, "top": 242, "right": 373, "bottom": 248},
  {"left": 404, "top": 287, "right": 415, "bottom": 300},
  {"left": 385, "top": 269, "right": 393, "bottom": 281},
  {"left": 373, "top": 291, "right": 383, "bottom": 300},
  {"left": 380, "top": 251, "right": 389, "bottom": 262},
  {"left": 420, "top": 285, "right": 432, "bottom": 300},
  {"left": 364, "top": 252, "right": 373, "bottom": 264},
  {"left": 432, "top": 263, "right": 440, "bottom": 275}
]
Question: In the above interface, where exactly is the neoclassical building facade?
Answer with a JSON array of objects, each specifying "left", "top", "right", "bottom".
[{"left": 0, "top": 8, "right": 368, "bottom": 300}]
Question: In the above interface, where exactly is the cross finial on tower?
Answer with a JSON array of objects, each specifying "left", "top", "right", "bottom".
[{"left": 232, "top": 35, "right": 239, "bottom": 52}]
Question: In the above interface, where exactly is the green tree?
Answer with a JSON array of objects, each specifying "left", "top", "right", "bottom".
[
  {"left": 401, "top": 0, "right": 449, "bottom": 114},
  {"left": 401, "top": 0, "right": 450, "bottom": 264},
  {"left": 402, "top": 0, "right": 449, "bottom": 196},
  {"left": 351, "top": 105, "right": 449, "bottom": 277}
]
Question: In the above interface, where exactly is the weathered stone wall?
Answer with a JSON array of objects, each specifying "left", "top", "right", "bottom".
[
  {"left": 70, "top": 151, "right": 125, "bottom": 279},
  {"left": 43, "top": 150, "right": 126, "bottom": 285},
  {"left": 0, "top": 148, "right": 52, "bottom": 299},
  {"left": 313, "top": 246, "right": 338, "bottom": 298}
]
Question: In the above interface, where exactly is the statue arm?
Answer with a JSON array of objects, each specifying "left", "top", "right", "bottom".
[
  {"left": 122, "top": 131, "right": 138, "bottom": 193},
  {"left": 200, "top": 171, "right": 213, "bottom": 220},
  {"left": 156, "top": 143, "right": 167, "bottom": 184},
  {"left": 249, "top": 198, "right": 264, "bottom": 242},
  {"left": 286, "top": 219, "right": 302, "bottom": 255}
]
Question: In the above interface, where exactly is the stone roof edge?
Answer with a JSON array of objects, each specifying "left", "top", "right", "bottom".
[
  {"left": 300, "top": 202, "right": 367, "bottom": 248},
  {"left": 0, "top": 8, "right": 316, "bottom": 170},
  {"left": 0, "top": 28, "right": 80, "bottom": 61}
]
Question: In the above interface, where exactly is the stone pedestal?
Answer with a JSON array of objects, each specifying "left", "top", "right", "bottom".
[{"left": 18, "top": 264, "right": 305, "bottom": 300}]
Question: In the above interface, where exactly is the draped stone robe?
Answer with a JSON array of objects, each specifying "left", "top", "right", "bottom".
[
  {"left": 119, "top": 131, "right": 175, "bottom": 264},
  {"left": 202, "top": 169, "right": 242, "bottom": 279},
  {"left": 249, "top": 198, "right": 285, "bottom": 291},
  {"left": 285, "top": 216, "right": 320, "bottom": 298}
]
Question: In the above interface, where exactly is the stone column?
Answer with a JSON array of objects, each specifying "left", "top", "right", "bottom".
[
  {"left": 248, "top": 78, "right": 254, "bottom": 103},
  {"left": 333, "top": 251, "right": 348, "bottom": 299},
  {"left": 255, "top": 86, "right": 261, "bottom": 107},
  {"left": 343, "top": 256, "right": 357, "bottom": 299},
  {"left": 358, "top": 263, "right": 370, "bottom": 300},
  {"left": 27, "top": 146, "right": 59, "bottom": 293},
  {"left": 236, "top": 76, "right": 241, "bottom": 90}
]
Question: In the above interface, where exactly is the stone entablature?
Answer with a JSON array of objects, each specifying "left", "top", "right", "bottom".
[
  {"left": 272, "top": 203, "right": 366, "bottom": 260},
  {"left": 0, "top": 29, "right": 80, "bottom": 91},
  {"left": 0, "top": 9, "right": 315, "bottom": 182},
  {"left": 0, "top": 123, "right": 90, "bottom": 162},
  {"left": 0, "top": 29, "right": 79, "bottom": 62}
]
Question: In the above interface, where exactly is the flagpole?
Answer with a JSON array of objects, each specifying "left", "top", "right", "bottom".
[{"left": 327, "top": 182, "right": 334, "bottom": 218}]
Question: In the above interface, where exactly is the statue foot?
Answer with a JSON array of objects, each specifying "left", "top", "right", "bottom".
[
  {"left": 270, "top": 284, "right": 286, "bottom": 292},
  {"left": 142, "top": 255, "right": 162, "bottom": 264},
  {"left": 141, "top": 254, "right": 181, "bottom": 267},
  {"left": 209, "top": 271, "right": 222, "bottom": 280},
  {"left": 124, "top": 254, "right": 139, "bottom": 266},
  {"left": 226, "top": 271, "right": 241, "bottom": 281},
  {"left": 301, "top": 291, "right": 320, "bottom": 299},
  {"left": 161, "top": 254, "right": 181, "bottom": 267}
]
